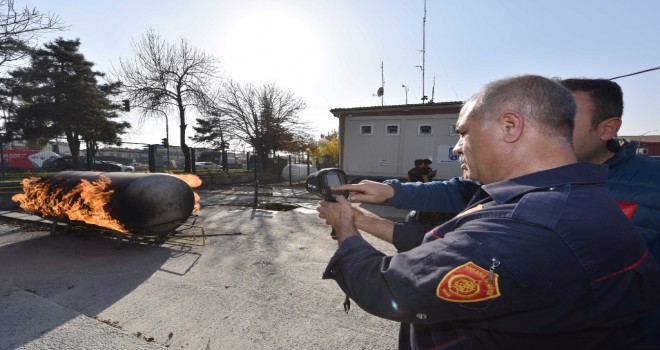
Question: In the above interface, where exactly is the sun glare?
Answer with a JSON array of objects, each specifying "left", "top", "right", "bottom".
[{"left": 222, "top": 8, "right": 324, "bottom": 91}]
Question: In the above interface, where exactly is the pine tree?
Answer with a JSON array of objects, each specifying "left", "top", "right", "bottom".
[{"left": 5, "top": 38, "right": 129, "bottom": 169}]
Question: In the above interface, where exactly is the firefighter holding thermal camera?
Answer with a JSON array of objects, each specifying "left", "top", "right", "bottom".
[{"left": 312, "top": 75, "right": 660, "bottom": 350}]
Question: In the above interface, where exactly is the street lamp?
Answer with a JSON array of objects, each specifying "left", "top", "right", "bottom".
[
  {"left": 402, "top": 84, "right": 409, "bottom": 105},
  {"left": 635, "top": 129, "right": 657, "bottom": 155},
  {"left": 637, "top": 129, "right": 658, "bottom": 142}
]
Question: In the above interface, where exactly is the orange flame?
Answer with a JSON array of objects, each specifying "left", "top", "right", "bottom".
[
  {"left": 12, "top": 176, "right": 128, "bottom": 233},
  {"left": 174, "top": 173, "right": 203, "bottom": 188}
]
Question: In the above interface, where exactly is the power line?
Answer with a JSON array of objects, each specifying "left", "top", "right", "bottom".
[{"left": 609, "top": 66, "right": 660, "bottom": 80}]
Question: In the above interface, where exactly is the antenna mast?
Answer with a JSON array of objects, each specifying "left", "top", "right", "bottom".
[
  {"left": 420, "top": 0, "right": 427, "bottom": 103},
  {"left": 374, "top": 61, "right": 385, "bottom": 105},
  {"left": 381, "top": 61, "right": 384, "bottom": 106}
]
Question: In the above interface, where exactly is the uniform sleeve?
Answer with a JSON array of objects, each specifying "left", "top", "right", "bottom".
[
  {"left": 384, "top": 178, "right": 480, "bottom": 213},
  {"left": 322, "top": 218, "right": 565, "bottom": 329},
  {"left": 391, "top": 222, "right": 434, "bottom": 252}
]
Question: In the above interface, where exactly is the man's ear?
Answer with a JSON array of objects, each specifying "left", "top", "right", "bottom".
[
  {"left": 500, "top": 111, "right": 523, "bottom": 143},
  {"left": 598, "top": 117, "right": 622, "bottom": 141}
]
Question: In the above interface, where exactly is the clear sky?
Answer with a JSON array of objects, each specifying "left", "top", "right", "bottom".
[{"left": 20, "top": 0, "right": 660, "bottom": 147}]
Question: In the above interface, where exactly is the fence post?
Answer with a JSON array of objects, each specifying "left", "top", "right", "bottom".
[
  {"left": 148, "top": 145, "right": 156, "bottom": 173},
  {"left": 288, "top": 155, "right": 292, "bottom": 187},
  {"left": 253, "top": 155, "right": 258, "bottom": 208},
  {"left": 277, "top": 156, "right": 282, "bottom": 182},
  {"left": 190, "top": 148, "right": 196, "bottom": 173},
  {"left": 0, "top": 142, "right": 4, "bottom": 180}
]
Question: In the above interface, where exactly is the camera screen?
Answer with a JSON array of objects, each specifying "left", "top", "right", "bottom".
[{"left": 326, "top": 174, "right": 343, "bottom": 187}]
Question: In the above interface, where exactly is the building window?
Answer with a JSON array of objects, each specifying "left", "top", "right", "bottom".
[
  {"left": 448, "top": 122, "right": 458, "bottom": 136},
  {"left": 419, "top": 124, "right": 432, "bottom": 135},
  {"left": 360, "top": 125, "right": 373, "bottom": 135},
  {"left": 386, "top": 124, "right": 400, "bottom": 135}
]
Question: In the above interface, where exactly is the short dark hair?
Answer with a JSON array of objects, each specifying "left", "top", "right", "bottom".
[
  {"left": 560, "top": 78, "right": 623, "bottom": 129},
  {"left": 414, "top": 159, "right": 423, "bottom": 166},
  {"left": 422, "top": 159, "right": 432, "bottom": 165}
]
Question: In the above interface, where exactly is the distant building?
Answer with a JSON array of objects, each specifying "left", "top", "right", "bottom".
[
  {"left": 621, "top": 135, "right": 660, "bottom": 157},
  {"left": 331, "top": 102, "right": 463, "bottom": 181}
]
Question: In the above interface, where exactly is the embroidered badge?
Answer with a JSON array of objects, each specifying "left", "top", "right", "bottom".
[
  {"left": 436, "top": 262, "right": 501, "bottom": 303},
  {"left": 616, "top": 200, "right": 639, "bottom": 220}
]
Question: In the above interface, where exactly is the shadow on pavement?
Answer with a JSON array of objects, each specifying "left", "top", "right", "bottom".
[{"left": 0, "top": 228, "right": 173, "bottom": 349}]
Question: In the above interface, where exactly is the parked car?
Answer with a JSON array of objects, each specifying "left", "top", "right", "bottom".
[
  {"left": 195, "top": 161, "right": 220, "bottom": 169},
  {"left": 42, "top": 156, "right": 77, "bottom": 171},
  {"left": 104, "top": 161, "right": 134, "bottom": 172},
  {"left": 131, "top": 162, "right": 149, "bottom": 171},
  {"left": 42, "top": 157, "right": 124, "bottom": 172},
  {"left": 93, "top": 161, "right": 124, "bottom": 172}
]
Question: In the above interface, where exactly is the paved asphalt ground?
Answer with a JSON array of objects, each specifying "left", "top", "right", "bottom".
[{"left": 0, "top": 182, "right": 409, "bottom": 350}]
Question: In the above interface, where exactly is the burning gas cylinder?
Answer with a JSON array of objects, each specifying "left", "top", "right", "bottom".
[{"left": 12, "top": 171, "right": 201, "bottom": 235}]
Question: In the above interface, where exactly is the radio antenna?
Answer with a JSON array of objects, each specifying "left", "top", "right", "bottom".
[
  {"left": 419, "top": 0, "right": 428, "bottom": 103},
  {"left": 430, "top": 75, "right": 435, "bottom": 103}
]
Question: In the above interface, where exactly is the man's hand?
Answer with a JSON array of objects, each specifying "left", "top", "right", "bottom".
[
  {"left": 317, "top": 195, "right": 361, "bottom": 244},
  {"left": 332, "top": 180, "right": 395, "bottom": 204}
]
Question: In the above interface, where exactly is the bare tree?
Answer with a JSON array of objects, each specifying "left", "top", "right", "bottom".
[
  {"left": 0, "top": 0, "right": 66, "bottom": 68},
  {"left": 0, "top": 0, "right": 65, "bottom": 137},
  {"left": 115, "top": 28, "right": 218, "bottom": 171},
  {"left": 218, "top": 79, "right": 309, "bottom": 167}
]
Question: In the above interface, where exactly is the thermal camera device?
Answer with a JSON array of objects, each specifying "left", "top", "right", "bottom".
[{"left": 305, "top": 168, "right": 349, "bottom": 202}]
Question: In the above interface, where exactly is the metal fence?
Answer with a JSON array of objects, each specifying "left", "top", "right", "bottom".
[{"left": 0, "top": 140, "right": 337, "bottom": 179}]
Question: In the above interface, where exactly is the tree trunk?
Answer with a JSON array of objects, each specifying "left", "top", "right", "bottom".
[
  {"left": 179, "top": 106, "right": 191, "bottom": 172},
  {"left": 66, "top": 133, "right": 81, "bottom": 170}
]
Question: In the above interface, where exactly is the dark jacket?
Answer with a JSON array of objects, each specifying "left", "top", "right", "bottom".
[
  {"left": 605, "top": 140, "right": 660, "bottom": 345},
  {"left": 606, "top": 140, "right": 660, "bottom": 261},
  {"left": 323, "top": 164, "right": 660, "bottom": 349},
  {"left": 388, "top": 140, "right": 660, "bottom": 346}
]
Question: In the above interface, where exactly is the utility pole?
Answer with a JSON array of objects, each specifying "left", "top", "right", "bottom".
[{"left": 156, "top": 110, "right": 171, "bottom": 167}]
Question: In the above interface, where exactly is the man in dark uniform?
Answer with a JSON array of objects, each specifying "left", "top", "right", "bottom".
[
  {"left": 316, "top": 75, "right": 660, "bottom": 349},
  {"left": 406, "top": 159, "right": 423, "bottom": 182},
  {"left": 407, "top": 159, "right": 431, "bottom": 183},
  {"left": 336, "top": 78, "right": 660, "bottom": 345},
  {"left": 421, "top": 158, "right": 436, "bottom": 180}
]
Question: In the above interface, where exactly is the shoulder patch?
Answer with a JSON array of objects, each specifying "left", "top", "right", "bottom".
[{"left": 436, "top": 261, "right": 501, "bottom": 303}]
